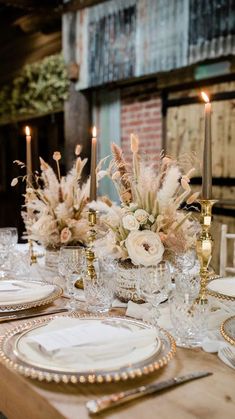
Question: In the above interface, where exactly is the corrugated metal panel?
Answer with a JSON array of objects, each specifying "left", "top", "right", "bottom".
[
  {"left": 136, "top": 0, "right": 189, "bottom": 76},
  {"left": 188, "top": 0, "right": 235, "bottom": 63},
  {"left": 62, "top": 0, "right": 235, "bottom": 89}
]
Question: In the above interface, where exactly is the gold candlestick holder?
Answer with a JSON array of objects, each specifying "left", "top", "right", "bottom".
[
  {"left": 74, "top": 210, "right": 97, "bottom": 290},
  {"left": 29, "top": 239, "right": 37, "bottom": 265},
  {"left": 196, "top": 199, "right": 217, "bottom": 304},
  {"left": 85, "top": 209, "right": 97, "bottom": 280}
]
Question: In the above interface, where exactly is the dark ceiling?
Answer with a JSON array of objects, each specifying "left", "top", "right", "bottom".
[{"left": 0, "top": 0, "right": 108, "bottom": 84}]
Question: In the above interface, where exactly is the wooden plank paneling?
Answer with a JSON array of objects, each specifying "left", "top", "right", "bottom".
[
  {"left": 166, "top": 81, "right": 235, "bottom": 274},
  {"left": 166, "top": 99, "right": 235, "bottom": 179}
]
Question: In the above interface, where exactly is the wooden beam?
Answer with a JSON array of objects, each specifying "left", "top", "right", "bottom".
[
  {"left": 13, "top": 13, "right": 60, "bottom": 33},
  {"left": 62, "top": 0, "right": 109, "bottom": 13},
  {"left": 0, "top": 0, "right": 59, "bottom": 11},
  {"left": 0, "top": 31, "right": 61, "bottom": 84}
]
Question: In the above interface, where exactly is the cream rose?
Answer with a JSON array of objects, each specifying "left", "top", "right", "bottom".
[
  {"left": 60, "top": 227, "right": 72, "bottom": 244},
  {"left": 134, "top": 209, "right": 149, "bottom": 224},
  {"left": 122, "top": 214, "right": 139, "bottom": 231},
  {"left": 125, "top": 230, "right": 164, "bottom": 266}
]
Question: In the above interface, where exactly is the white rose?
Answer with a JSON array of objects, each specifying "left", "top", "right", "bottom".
[
  {"left": 122, "top": 214, "right": 139, "bottom": 231},
  {"left": 125, "top": 230, "right": 164, "bottom": 266},
  {"left": 134, "top": 209, "right": 149, "bottom": 224}
]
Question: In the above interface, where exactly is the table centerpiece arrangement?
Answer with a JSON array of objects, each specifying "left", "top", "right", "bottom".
[
  {"left": 12, "top": 145, "right": 90, "bottom": 269},
  {"left": 91, "top": 134, "right": 200, "bottom": 302}
]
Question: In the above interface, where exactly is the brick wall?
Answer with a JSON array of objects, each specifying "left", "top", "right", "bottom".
[{"left": 121, "top": 89, "right": 163, "bottom": 165}]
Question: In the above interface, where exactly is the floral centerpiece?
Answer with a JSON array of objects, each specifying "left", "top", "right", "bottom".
[
  {"left": 12, "top": 146, "right": 90, "bottom": 265},
  {"left": 92, "top": 134, "right": 199, "bottom": 301}
]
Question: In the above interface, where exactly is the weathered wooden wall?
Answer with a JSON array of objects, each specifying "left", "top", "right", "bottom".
[{"left": 166, "top": 81, "right": 235, "bottom": 274}]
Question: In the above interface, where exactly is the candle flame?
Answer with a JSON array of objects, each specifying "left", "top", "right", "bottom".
[
  {"left": 25, "top": 126, "right": 31, "bottom": 136},
  {"left": 92, "top": 126, "right": 97, "bottom": 138},
  {"left": 201, "top": 91, "right": 210, "bottom": 103}
]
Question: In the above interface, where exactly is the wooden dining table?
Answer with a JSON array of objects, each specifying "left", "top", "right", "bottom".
[{"left": 0, "top": 297, "right": 234, "bottom": 419}]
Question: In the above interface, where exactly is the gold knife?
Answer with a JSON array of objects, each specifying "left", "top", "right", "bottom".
[
  {"left": 0, "top": 308, "right": 68, "bottom": 322},
  {"left": 86, "top": 371, "right": 213, "bottom": 414}
]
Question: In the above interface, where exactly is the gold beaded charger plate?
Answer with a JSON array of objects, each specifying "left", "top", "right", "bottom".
[
  {"left": 220, "top": 316, "right": 235, "bottom": 346},
  {"left": 0, "top": 314, "right": 176, "bottom": 384},
  {"left": 207, "top": 277, "right": 235, "bottom": 301},
  {"left": 0, "top": 280, "right": 62, "bottom": 312}
]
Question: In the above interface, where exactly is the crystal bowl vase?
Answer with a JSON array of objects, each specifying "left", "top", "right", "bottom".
[{"left": 115, "top": 262, "right": 146, "bottom": 303}]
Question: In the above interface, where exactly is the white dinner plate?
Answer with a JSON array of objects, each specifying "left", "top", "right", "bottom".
[
  {"left": 207, "top": 277, "right": 235, "bottom": 300},
  {"left": 0, "top": 280, "right": 62, "bottom": 312},
  {"left": 0, "top": 314, "right": 176, "bottom": 383},
  {"left": 221, "top": 316, "right": 235, "bottom": 346}
]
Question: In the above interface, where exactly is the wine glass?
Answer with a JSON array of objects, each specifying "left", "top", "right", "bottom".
[
  {"left": 137, "top": 261, "right": 172, "bottom": 325},
  {"left": 58, "top": 246, "right": 85, "bottom": 310}
]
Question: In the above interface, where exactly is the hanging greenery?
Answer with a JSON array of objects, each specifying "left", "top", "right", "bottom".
[{"left": 0, "top": 54, "right": 69, "bottom": 125}]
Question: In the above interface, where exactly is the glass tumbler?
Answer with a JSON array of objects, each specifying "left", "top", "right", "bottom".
[
  {"left": 83, "top": 258, "right": 116, "bottom": 313},
  {"left": 170, "top": 287, "right": 209, "bottom": 348}
]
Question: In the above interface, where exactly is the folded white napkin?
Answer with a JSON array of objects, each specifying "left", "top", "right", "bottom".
[
  {"left": 27, "top": 317, "right": 158, "bottom": 363},
  {"left": 126, "top": 301, "right": 152, "bottom": 320},
  {"left": 125, "top": 299, "right": 235, "bottom": 370},
  {"left": 126, "top": 301, "right": 172, "bottom": 329},
  {"left": 72, "top": 288, "right": 127, "bottom": 308}
]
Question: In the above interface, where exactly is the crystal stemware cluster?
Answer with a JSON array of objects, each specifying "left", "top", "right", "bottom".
[{"left": 0, "top": 227, "right": 18, "bottom": 277}]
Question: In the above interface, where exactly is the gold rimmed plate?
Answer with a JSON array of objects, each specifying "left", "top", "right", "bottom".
[
  {"left": 207, "top": 277, "right": 235, "bottom": 301},
  {"left": 0, "top": 314, "right": 176, "bottom": 384},
  {"left": 0, "top": 280, "right": 62, "bottom": 312},
  {"left": 221, "top": 316, "right": 235, "bottom": 346}
]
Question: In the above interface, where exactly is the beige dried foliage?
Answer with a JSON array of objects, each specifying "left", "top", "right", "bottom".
[
  {"left": 53, "top": 151, "right": 61, "bottom": 161},
  {"left": 130, "top": 133, "right": 139, "bottom": 153},
  {"left": 75, "top": 144, "right": 82, "bottom": 156}
]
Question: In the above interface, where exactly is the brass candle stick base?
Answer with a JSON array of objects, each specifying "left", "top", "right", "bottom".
[
  {"left": 85, "top": 209, "right": 97, "bottom": 280},
  {"left": 74, "top": 209, "right": 97, "bottom": 289},
  {"left": 196, "top": 199, "right": 217, "bottom": 304},
  {"left": 29, "top": 239, "right": 37, "bottom": 265}
]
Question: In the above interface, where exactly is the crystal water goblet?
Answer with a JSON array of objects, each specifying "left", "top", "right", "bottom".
[
  {"left": 58, "top": 246, "right": 86, "bottom": 310},
  {"left": 137, "top": 261, "right": 172, "bottom": 325},
  {"left": 169, "top": 284, "right": 209, "bottom": 348},
  {"left": 83, "top": 257, "right": 116, "bottom": 313}
]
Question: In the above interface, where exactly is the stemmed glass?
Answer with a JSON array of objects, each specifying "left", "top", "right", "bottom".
[
  {"left": 136, "top": 261, "right": 172, "bottom": 325},
  {"left": 58, "top": 246, "right": 86, "bottom": 310}
]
